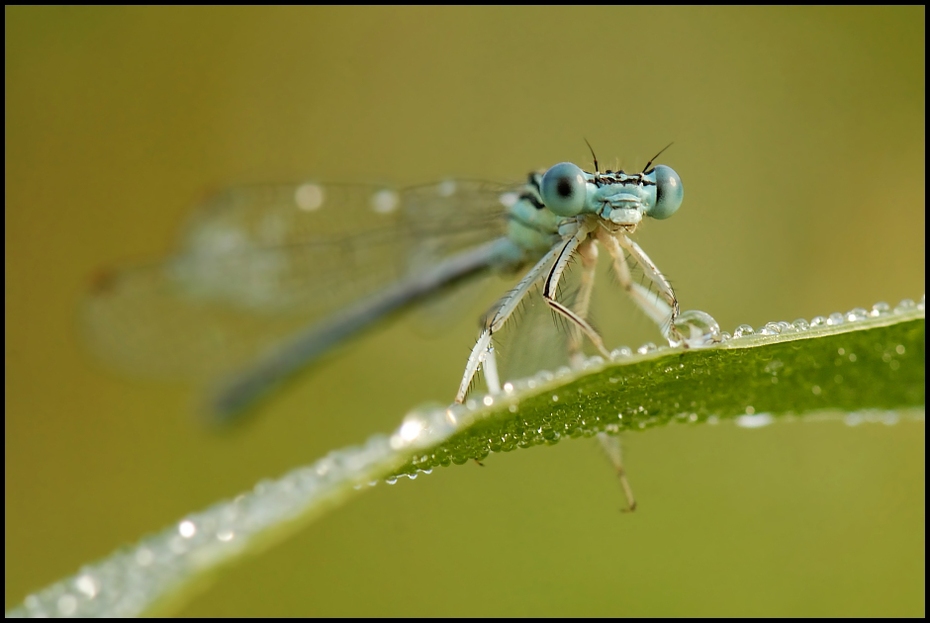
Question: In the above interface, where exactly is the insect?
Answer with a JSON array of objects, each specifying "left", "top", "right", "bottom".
[{"left": 84, "top": 147, "right": 693, "bottom": 424}]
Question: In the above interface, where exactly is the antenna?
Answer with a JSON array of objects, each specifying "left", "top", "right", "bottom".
[
  {"left": 643, "top": 142, "right": 674, "bottom": 172},
  {"left": 583, "top": 138, "right": 600, "bottom": 174}
]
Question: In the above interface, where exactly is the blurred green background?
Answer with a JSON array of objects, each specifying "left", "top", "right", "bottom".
[{"left": 5, "top": 6, "right": 924, "bottom": 616}]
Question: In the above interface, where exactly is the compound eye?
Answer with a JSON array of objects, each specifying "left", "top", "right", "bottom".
[
  {"left": 540, "top": 162, "right": 587, "bottom": 216},
  {"left": 647, "top": 165, "right": 683, "bottom": 220}
]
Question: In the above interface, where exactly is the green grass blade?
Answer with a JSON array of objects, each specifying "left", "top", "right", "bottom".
[
  {"left": 401, "top": 305, "right": 924, "bottom": 474},
  {"left": 7, "top": 303, "right": 924, "bottom": 617}
]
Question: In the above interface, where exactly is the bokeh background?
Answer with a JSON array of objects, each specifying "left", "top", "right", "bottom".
[{"left": 6, "top": 6, "right": 924, "bottom": 616}]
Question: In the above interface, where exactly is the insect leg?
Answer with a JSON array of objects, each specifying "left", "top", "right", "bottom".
[
  {"left": 596, "top": 432, "right": 637, "bottom": 512},
  {"left": 567, "top": 237, "right": 599, "bottom": 367},
  {"left": 600, "top": 230, "right": 681, "bottom": 343},
  {"left": 542, "top": 232, "right": 612, "bottom": 360}
]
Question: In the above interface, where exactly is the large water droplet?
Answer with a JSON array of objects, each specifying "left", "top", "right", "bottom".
[{"left": 671, "top": 309, "right": 722, "bottom": 347}]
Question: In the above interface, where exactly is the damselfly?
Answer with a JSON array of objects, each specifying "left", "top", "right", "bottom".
[{"left": 85, "top": 148, "right": 707, "bottom": 423}]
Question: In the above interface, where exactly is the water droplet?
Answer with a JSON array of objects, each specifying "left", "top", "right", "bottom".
[
  {"left": 75, "top": 574, "right": 100, "bottom": 598},
  {"left": 397, "top": 416, "right": 426, "bottom": 443},
  {"left": 671, "top": 309, "right": 722, "bottom": 347},
  {"left": 178, "top": 519, "right": 196, "bottom": 538},
  {"left": 482, "top": 395, "right": 494, "bottom": 406},
  {"left": 827, "top": 312, "right": 844, "bottom": 326},
  {"left": 845, "top": 410, "right": 902, "bottom": 426},
  {"left": 848, "top": 353, "right": 857, "bottom": 362},
  {"left": 758, "top": 321, "right": 782, "bottom": 336},
  {"left": 846, "top": 308, "right": 868, "bottom": 322},
  {"left": 870, "top": 302, "right": 891, "bottom": 317},
  {"left": 810, "top": 316, "right": 827, "bottom": 327},
  {"left": 895, "top": 344, "right": 906, "bottom": 355},
  {"left": 22, "top": 594, "right": 40, "bottom": 614},
  {"left": 447, "top": 404, "right": 468, "bottom": 425},
  {"left": 637, "top": 342, "right": 657, "bottom": 355},
  {"left": 733, "top": 324, "right": 754, "bottom": 338},
  {"left": 57, "top": 594, "right": 78, "bottom": 616},
  {"left": 791, "top": 318, "right": 810, "bottom": 331},
  {"left": 735, "top": 413, "right": 774, "bottom": 428},
  {"left": 611, "top": 346, "right": 633, "bottom": 359},
  {"left": 551, "top": 394, "right": 559, "bottom": 402},
  {"left": 894, "top": 298, "right": 916, "bottom": 313}
]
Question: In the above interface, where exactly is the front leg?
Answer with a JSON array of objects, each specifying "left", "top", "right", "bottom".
[
  {"left": 542, "top": 231, "right": 612, "bottom": 360},
  {"left": 600, "top": 229, "right": 682, "bottom": 344}
]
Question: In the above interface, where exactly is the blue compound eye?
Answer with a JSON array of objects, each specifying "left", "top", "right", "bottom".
[
  {"left": 647, "top": 165, "right": 683, "bottom": 220},
  {"left": 540, "top": 162, "right": 587, "bottom": 216}
]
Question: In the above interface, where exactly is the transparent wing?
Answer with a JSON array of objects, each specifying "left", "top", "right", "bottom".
[
  {"left": 83, "top": 179, "right": 519, "bottom": 381},
  {"left": 493, "top": 259, "right": 584, "bottom": 383},
  {"left": 494, "top": 233, "right": 677, "bottom": 385}
]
